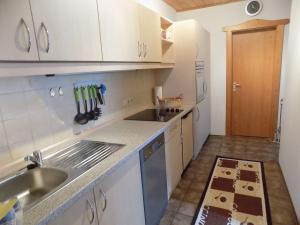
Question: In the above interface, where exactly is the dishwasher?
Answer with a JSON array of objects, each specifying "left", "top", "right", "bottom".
[{"left": 140, "top": 133, "right": 168, "bottom": 225}]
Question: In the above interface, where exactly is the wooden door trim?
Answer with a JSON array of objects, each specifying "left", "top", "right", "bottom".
[
  {"left": 223, "top": 19, "right": 289, "bottom": 32},
  {"left": 224, "top": 19, "right": 289, "bottom": 138}
]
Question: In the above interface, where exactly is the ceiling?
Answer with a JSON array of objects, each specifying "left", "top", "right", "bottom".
[{"left": 163, "top": 0, "right": 244, "bottom": 12}]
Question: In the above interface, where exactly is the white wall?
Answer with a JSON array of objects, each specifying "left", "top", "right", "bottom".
[
  {"left": 137, "top": 0, "right": 176, "bottom": 21},
  {"left": 279, "top": 0, "right": 300, "bottom": 220},
  {"left": 177, "top": 0, "right": 292, "bottom": 135}
]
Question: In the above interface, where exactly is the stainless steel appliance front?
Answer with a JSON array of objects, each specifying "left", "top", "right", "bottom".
[{"left": 139, "top": 134, "right": 168, "bottom": 225}]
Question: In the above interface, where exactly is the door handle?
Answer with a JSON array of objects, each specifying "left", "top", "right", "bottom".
[{"left": 233, "top": 82, "right": 241, "bottom": 92}]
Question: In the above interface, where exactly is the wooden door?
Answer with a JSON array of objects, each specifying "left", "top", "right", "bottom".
[
  {"left": 98, "top": 0, "right": 141, "bottom": 62},
  {"left": 224, "top": 19, "right": 289, "bottom": 139},
  {"left": 138, "top": 5, "right": 162, "bottom": 62},
  {"left": 30, "top": 0, "right": 102, "bottom": 61},
  {"left": 232, "top": 29, "right": 276, "bottom": 137},
  {"left": 0, "top": 0, "right": 39, "bottom": 61}
]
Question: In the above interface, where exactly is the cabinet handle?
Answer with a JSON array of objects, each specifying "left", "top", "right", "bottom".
[
  {"left": 204, "top": 81, "right": 208, "bottom": 96},
  {"left": 87, "top": 199, "right": 95, "bottom": 224},
  {"left": 99, "top": 188, "right": 107, "bottom": 211},
  {"left": 197, "top": 107, "right": 200, "bottom": 122},
  {"left": 41, "top": 22, "right": 50, "bottom": 53},
  {"left": 138, "top": 41, "right": 142, "bottom": 58},
  {"left": 20, "top": 18, "right": 31, "bottom": 53},
  {"left": 143, "top": 43, "right": 147, "bottom": 58}
]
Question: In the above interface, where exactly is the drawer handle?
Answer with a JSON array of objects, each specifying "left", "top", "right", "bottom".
[
  {"left": 143, "top": 43, "right": 147, "bottom": 58},
  {"left": 20, "top": 18, "right": 31, "bottom": 53},
  {"left": 138, "top": 41, "right": 142, "bottom": 58},
  {"left": 87, "top": 199, "right": 95, "bottom": 224},
  {"left": 99, "top": 188, "right": 107, "bottom": 211},
  {"left": 41, "top": 22, "right": 50, "bottom": 53}
]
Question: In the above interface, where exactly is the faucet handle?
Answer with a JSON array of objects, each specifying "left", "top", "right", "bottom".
[
  {"left": 24, "top": 150, "right": 43, "bottom": 167},
  {"left": 33, "top": 150, "right": 43, "bottom": 166}
]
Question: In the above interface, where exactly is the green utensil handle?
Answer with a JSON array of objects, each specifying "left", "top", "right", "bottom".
[
  {"left": 81, "top": 86, "right": 88, "bottom": 101},
  {"left": 88, "top": 86, "right": 93, "bottom": 99},
  {"left": 74, "top": 88, "right": 80, "bottom": 102},
  {"left": 92, "top": 86, "right": 97, "bottom": 98}
]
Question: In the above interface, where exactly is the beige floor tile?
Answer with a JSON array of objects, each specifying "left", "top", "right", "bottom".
[{"left": 171, "top": 213, "right": 193, "bottom": 225}]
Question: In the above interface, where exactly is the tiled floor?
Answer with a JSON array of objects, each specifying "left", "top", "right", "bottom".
[{"left": 160, "top": 135, "right": 298, "bottom": 225}]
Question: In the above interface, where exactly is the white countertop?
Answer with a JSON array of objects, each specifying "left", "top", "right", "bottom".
[{"left": 23, "top": 105, "right": 194, "bottom": 225}]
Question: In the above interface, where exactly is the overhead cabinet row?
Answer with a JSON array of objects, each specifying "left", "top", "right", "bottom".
[{"left": 0, "top": 0, "right": 162, "bottom": 62}]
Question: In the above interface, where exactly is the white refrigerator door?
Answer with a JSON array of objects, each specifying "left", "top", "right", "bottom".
[
  {"left": 196, "top": 61, "right": 206, "bottom": 103},
  {"left": 193, "top": 100, "right": 210, "bottom": 159},
  {"left": 196, "top": 75, "right": 205, "bottom": 103}
]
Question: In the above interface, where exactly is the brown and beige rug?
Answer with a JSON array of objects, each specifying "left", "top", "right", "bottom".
[{"left": 193, "top": 157, "right": 272, "bottom": 225}]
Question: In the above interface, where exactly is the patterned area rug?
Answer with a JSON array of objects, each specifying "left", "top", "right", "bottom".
[{"left": 192, "top": 156, "right": 272, "bottom": 225}]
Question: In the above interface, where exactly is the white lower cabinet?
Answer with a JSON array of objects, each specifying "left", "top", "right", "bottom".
[
  {"left": 182, "top": 112, "right": 194, "bottom": 170},
  {"left": 47, "top": 153, "right": 145, "bottom": 225},
  {"left": 94, "top": 153, "right": 145, "bottom": 225},
  {"left": 47, "top": 191, "right": 98, "bottom": 225},
  {"left": 164, "top": 119, "right": 183, "bottom": 199}
]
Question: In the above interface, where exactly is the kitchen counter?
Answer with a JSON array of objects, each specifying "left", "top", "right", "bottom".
[{"left": 24, "top": 105, "right": 194, "bottom": 225}]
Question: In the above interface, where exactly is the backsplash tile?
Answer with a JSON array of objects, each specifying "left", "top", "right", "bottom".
[
  {"left": 0, "top": 70, "right": 155, "bottom": 167},
  {"left": 0, "top": 92, "right": 28, "bottom": 121}
]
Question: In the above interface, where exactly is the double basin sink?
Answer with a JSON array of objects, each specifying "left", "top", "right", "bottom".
[{"left": 0, "top": 140, "right": 124, "bottom": 209}]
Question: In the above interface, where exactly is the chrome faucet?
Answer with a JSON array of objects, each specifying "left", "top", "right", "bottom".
[{"left": 24, "top": 150, "right": 43, "bottom": 167}]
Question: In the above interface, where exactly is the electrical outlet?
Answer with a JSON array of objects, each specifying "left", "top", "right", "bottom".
[
  {"left": 122, "top": 97, "right": 134, "bottom": 107},
  {"left": 128, "top": 97, "right": 134, "bottom": 104}
]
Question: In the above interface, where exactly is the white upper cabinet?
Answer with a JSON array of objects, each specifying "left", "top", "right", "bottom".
[
  {"left": 0, "top": 0, "right": 39, "bottom": 61},
  {"left": 30, "top": 0, "right": 102, "bottom": 61},
  {"left": 138, "top": 5, "right": 162, "bottom": 62},
  {"left": 97, "top": 0, "right": 141, "bottom": 62}
]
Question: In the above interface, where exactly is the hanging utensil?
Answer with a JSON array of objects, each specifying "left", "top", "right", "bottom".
[
  {"left": 74, "top": 87, "right": 88, "bottom": 125},
  {"left": 81, "top": 86, "right": 93, "bottom": 121},
  {"left": 87, "top": 85, "right": 98, "bottom": 120},
  {"left": 92, "top": 85, "right": 102, "bottom": 117},
  {"left": 96, "top": 84, "right": 106, "bottom": 105}
]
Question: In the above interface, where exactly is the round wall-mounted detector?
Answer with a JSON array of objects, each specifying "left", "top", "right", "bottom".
[{"left": 245, "top": 0, "right": 263, "bottom": 17}]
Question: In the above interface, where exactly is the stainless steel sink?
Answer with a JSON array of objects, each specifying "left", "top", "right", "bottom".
[
  {"left": 0, "top": 167, "right": 68, "bottom": 208},
  {"left": 0, "top": 140, "right": 124, "bottom": 210}
]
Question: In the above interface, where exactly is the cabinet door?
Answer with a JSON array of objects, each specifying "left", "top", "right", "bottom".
[
  {"left": 47, "top": 191, "right": 98, "bottom": 225},
  {"left": 139, "top": 5, "right": 162, "bottom": 62},
  {"left": 0, "top": 0, "right": 39, "bottom": 61},
  {"left": 98, "top": 0, "right": 141, "bottom": 62},
  {"left": 165, "top": 121, "right": 183, "bottom": 199},
  {"left": 30, "top": 0, "right": 102, "bottom": 61},
  {"left": 182, "top": 112, "right": 194, "bottom": 169},
  {"left": 94, "top": 154, "right": 145, "bottom": 225}
]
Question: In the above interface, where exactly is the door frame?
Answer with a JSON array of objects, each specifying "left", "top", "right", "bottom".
[{"left": 223, "top": 19, "right": 289, "bottom": 138}]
